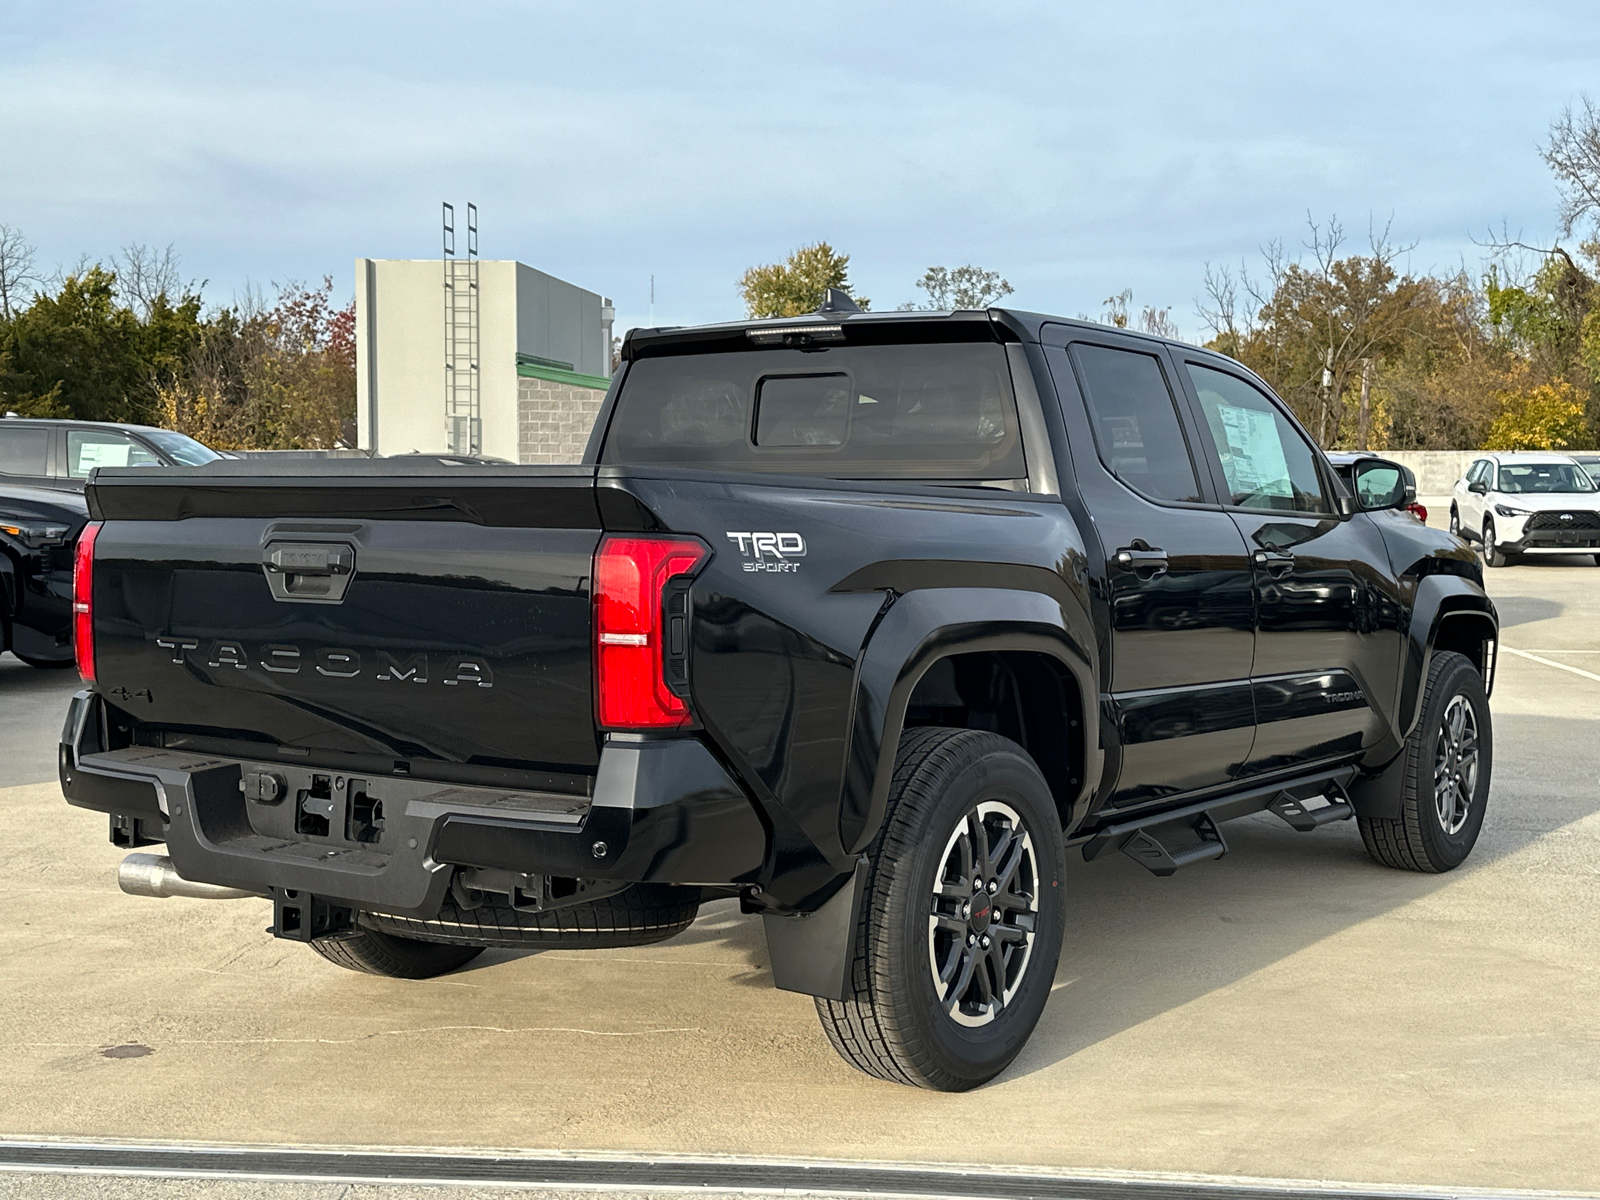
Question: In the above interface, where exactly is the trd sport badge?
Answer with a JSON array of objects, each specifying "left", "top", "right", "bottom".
[{"left": 726, "top": 531, "right": 806, "bottom": 573}]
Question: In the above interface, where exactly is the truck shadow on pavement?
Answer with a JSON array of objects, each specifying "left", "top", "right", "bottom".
[{"left": 462, "top": 707, "right": 1600, "bottom": 1088}]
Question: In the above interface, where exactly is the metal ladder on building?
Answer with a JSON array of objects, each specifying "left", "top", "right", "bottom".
[{"left": 443, "top": 202, "right": 480, "bottom": 455}]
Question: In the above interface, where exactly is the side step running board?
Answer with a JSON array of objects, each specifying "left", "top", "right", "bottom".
[
  {"left": 1119, "top": 812, "right": 1226, "bottom": 876},
  {"left": 1266, "top": 782, "right": 1354, "bottom": 831},
  {"left": 1079, "top": 764, "right": 1359, "bottom": 876}
]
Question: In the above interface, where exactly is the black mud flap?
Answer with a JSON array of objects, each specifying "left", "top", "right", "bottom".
[{"left": 762, "top": 860, "right": 867, "bottom": 1001}]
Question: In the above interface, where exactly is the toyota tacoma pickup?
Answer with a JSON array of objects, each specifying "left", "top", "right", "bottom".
[{"left": 59, "top": 297, "right": 1498, "bottom": 1091}]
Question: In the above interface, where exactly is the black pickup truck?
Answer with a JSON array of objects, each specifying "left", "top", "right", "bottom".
[{"left": 60, "top": 299, "right": 1498, "bottom": 1091}]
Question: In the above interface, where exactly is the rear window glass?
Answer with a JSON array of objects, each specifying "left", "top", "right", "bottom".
[
  {"left": 603, "top": 343, "right": 1026, "bottom": 480},
  {"left": 0, "top": 428, "right": 48, "bottom": 476}
]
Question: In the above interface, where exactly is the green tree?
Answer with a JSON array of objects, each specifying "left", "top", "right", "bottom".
[
  {"left": 739, "top": 242, "right": 868, "bottom": 317},
  {"left": 0, "top": 267, "right": 162, "bottom": 420},
  {"left": 905, "top": 264, "right": 1012, "bottom": 310}
]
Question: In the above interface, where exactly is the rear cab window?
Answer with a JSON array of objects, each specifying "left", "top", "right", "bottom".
[
  {"left": 0, "top": 427, "right": 49, "bottom": 477},
  {"left": 603, "top": 335, "right": 1027, "bottom": 484}
]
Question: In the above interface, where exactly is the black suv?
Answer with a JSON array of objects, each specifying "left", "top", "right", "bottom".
[
  {"left": 60, "top": 301, "right": 1498, "bottom": 1090},
  {"left": 0, "top": 416, "right": 221, "bottom": 492}
]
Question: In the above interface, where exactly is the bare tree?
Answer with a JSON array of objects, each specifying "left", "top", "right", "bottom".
[
  {"left": 115, "top": 242, "right": 183, "bottom": 320},
  {"left": 1543, "top": 94, "right": 1600, "bottom": 241},
  {"left": 1197, "top": 262, "right": 1241, "bottom": 341},
  {"left": 0, "top": 224, "right": 40, "bottom": 321},
  {"left": 1139, "top": 305, "right": 1180, "bottom": 340},
  {"left": 1101, "top": 288, "right": 1132, "bottom": 328}
]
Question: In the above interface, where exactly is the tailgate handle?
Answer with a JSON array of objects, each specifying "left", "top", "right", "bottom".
[{"left": 262, "top": 542, "right": 355, "bottom": 604}]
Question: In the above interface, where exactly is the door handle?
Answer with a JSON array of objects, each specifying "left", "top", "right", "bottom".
[
  {"left": 1252, "top": 549, "right": 1295, "bottom": 577},
  {"left": 1113, "top": 545, "right": 1169, "bottom": 578}
]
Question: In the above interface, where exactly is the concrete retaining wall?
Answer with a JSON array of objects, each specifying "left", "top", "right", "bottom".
[{"left": 1378, "top": 451, "right": 1482, "bottom": 495}]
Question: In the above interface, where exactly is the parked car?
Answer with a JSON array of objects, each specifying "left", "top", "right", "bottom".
[
  {"left": 0, "top": 482, "right": 90, "bottom": 667},
  {"left": 0, "top": 415, "right": 222, "bottom": 492},
  {"left": 1449, "top": 452, "right": 1600, "bottom": 567},
  {"left": 1570, "top": 452, "right": 1600, "bottom": 488},
  {"left": 59, "top": 298, "right": 1498, "bottom": 1090},
  {"left": 1326, "top": 452, "right": 1427, "bottom": 523}
]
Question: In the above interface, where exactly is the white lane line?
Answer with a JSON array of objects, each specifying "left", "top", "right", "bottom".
[{"left": 1501, "top": 646, "right": 1600, "bottom": 683}]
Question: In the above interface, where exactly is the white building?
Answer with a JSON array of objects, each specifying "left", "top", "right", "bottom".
[{"left": 354, "top": 259, "right": 614, "bottom": 463}]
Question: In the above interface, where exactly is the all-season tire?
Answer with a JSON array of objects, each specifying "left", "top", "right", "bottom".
[
  {"left": 815, "top": 727, "right": 1065, "bottom": 1091},
  {"left": 1448, "top": 507, "right": 1462, "bottom": 538},
  {"left": 310, "top": 926, "right": 484, "bottom": 978},
  {"left": 1358, "top": 651, "right": 1491, "bottom": 873},
  {"left": 15, "top": 653, "right": 73, "bottom": 669},
  {"left": 1482, "top": 518, "right": 1511, "bottom": 567},
  {"left": 359, "top": 882, "right": 702, "bottom": 949}
]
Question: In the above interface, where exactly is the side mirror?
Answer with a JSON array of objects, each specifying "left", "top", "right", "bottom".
[
  {"left": 1467, "top": 479, "right": 1489, "bottom": 495},
  {"left": 1352, "top": 459, "right": 1412, "bottom": 511}
]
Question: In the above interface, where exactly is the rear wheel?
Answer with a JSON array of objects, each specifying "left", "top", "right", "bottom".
[
  {"left": 1358, "top": 650, "right": 1491, "bottom": 873},
  {"left": 15, "top": 653, "right": 73, "bottom": 669},
  {"left": 359, "top": 882, "right": 702, "bottom": 949},
  {"left": 310, "top": 926, "right": 484, "bottom": 979},
  {"left": 1482, "top": 518, "right": 1511, "bottom": 567},
  {"left": 815, "top": 727, "right": 1065, "bottom": 1091}
]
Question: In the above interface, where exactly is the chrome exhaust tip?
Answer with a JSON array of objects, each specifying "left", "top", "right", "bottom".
[{"left": 118, "top": 853, "right": 265, "bottom": 901}]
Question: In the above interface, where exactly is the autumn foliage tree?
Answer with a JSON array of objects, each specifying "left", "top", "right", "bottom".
[
  {"left": 159, "top": 278, "right": 356, "bottom": 449},
  {"left": 0, "top": 226, "right": 355, "bottom": 450},
  {"left": 739, "top": 242, "right": 869, "bottom": 317}
]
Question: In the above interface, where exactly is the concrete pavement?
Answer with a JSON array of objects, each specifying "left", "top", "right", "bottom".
[
  {"left": 1, "top": 550, "right": 1597, "bottom": 1195},
  {"left": 0, "top": 651, "right": 81, "bottom": 788}
]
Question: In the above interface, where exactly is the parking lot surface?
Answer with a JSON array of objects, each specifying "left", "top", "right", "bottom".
[{"left": 2, "top": 528, "right": 1597, "bottom": 1194}]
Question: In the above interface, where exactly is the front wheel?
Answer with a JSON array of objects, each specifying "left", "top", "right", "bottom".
[
  {"left": 1358, "top": 650, "right": 1491, "bottom": 873},
  {"left": 1448, "top": 507, "right": 1461, "bottom": 538},
  {"left": 1482, "top": 518, "right": 1511, "bottom": 567},
  {"left": 815, "top": 727, "right": 1065, "bottom": 1091}
]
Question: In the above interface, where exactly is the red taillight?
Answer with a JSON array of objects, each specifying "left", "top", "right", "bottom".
[
  {"left": 594, "top": 535, "right": 709, "bottom": 730},
  {"left": 1407, "top": 502, "right": 1428, "bottom": 523},
  {"left": 73, "top": 521, "right": 102, "bottom": 683}
]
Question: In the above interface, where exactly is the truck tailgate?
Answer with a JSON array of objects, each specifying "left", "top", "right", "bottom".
[{"left": 87, "top": 465, "right": 602, "bottom": 784}]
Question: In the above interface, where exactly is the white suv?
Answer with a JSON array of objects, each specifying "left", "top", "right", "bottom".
[{"left": 1451, "top": 452, "right": 1600, "bottom": 567}]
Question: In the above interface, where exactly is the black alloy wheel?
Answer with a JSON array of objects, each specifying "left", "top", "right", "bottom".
[
  {"left": 1359, "top": 650, "right": 1492, "bottom": 873},
  {"left": 815, "top": 727, "right": 1065, "bottom": 1091}
]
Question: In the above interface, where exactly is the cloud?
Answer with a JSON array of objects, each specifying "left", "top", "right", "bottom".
[{"left": 1, "top": 0, "right": 1595, "bottom": 335}]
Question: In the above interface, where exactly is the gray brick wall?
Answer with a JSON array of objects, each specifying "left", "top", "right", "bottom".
[{"left": 517, "top": 376, "right": 608, "bottom": 464}]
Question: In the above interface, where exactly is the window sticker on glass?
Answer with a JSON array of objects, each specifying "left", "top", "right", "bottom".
[
  {"left": 76, "top": 440, "right": 133, "bottom": 471},
  {"left": 1213, "top": 403, "right": 1291, "bottom": 500}
]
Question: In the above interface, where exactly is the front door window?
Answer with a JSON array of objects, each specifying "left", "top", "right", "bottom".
[
  {"left": 1187, "top": 365, "right": 1329, "bottom": 514},
  {"left": 67, "top": 431, "right": 161, "bottom": 478}
]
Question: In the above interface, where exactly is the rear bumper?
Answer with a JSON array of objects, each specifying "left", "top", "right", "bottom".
[{"left": 59, "top": 691, "right": 767, "bottom": 918}]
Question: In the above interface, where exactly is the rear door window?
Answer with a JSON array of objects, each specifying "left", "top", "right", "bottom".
[
  {"left": 0, "top": 427, "right": 49, "bottom": 476},
  {"left": 67, "top": 430, "right": 162, "bottom": 478},
  {"left": 604, "top": 342, "right": 1026, "bottom": 480},
  {"left": 1067, "top": 344, "right": 1201, "bottom": 503}
]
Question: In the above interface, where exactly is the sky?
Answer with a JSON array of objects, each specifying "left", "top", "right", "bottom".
[{"left": 2, "top": 0, "right": 1597, "bottom": 342}]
